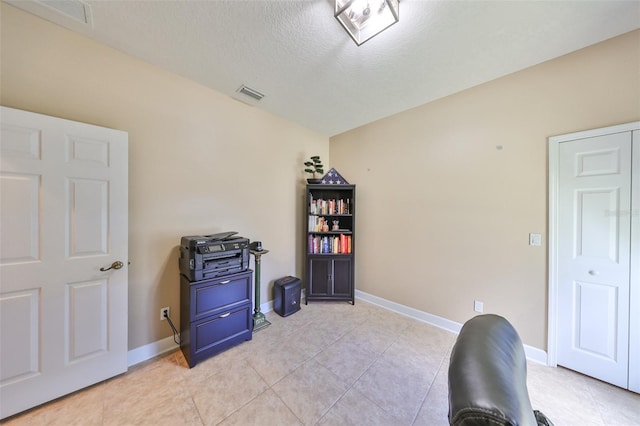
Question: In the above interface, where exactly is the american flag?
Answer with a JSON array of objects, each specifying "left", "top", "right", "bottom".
[{"left": 321, "top": 168, "right": 349, "bottom": 184}]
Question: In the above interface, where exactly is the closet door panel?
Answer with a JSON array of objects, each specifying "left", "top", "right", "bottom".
[{"left": 629, "top": 130, "right": 639, "bottom": 393}]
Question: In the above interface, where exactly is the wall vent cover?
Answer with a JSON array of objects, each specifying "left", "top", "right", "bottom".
[{"left": 236, "top": 85, "right": 265, "bottom": 102}]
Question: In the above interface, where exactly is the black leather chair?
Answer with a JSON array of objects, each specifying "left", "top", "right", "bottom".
[{"left": 448, "top": 314, "right": 553, "bottom": 426}]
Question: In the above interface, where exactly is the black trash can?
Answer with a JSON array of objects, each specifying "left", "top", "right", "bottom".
[{"left": 273, "top": 276, "right": 301, "bottom": 317}]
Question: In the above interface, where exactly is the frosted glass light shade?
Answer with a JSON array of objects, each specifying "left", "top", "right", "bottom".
[{"left": 335, "top": 0, "right": 399, "bottom": 46}]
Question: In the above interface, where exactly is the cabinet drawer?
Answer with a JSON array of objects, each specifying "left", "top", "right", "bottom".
[
  {"left": 192, "top": 303, "right": 252, "bottom": 357},
  {"left": 189, "top": 271, "right": 252, "bottom": 322}
]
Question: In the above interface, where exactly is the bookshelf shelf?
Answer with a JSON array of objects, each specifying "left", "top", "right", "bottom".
[
  {"left": 305, "top": 184, "right": 355, "bottom": 305},
  {"left": 309, "top": 231, "right": 353, "bottom": 235}
]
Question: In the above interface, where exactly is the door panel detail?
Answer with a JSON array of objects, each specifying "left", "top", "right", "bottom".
[
  {"left": 67, "top": 178, "right": 109, "bottom": 257},
  {"left": 0, "top": 173, "right": 41, "bottom": 264},
  {"left": 66, "top": 136, "right": 110, "bottom": 167},
  {"left": 0, "top": 289, "right": 40, "bottom": 385},
  {"left": 576, "top": 147, "right": 620, "bottom": 177},
  {"left": 0, "top": 124, "right": 41, "bottom": 160},
  {"left": 67, "top": 280, "right": 108, "bottom": 362},
  {"left": 573, "top": 280, "right": 618, "bottom": 360},
  {"left": 575, "top": 188, "right": 619, "bottom": 262}
]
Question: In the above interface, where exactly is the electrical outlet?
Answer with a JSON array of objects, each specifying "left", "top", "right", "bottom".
[
  {"left": 160, "top": 307, "right": 170, "bottom": 321},
  {"left": 474, "top": 300, "right": 484, "bottom": 313}
]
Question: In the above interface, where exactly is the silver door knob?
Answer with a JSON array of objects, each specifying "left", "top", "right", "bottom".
[
  {"left": 100, "top": 261, "right": 124, "bottom": 271},
  {"left": 588, "top": 270, "right": 598, "bottom": 276}
]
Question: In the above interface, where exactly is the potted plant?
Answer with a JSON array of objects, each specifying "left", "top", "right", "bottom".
[{"left": 304, "top": 156, "right": 324, "bottom": 184}]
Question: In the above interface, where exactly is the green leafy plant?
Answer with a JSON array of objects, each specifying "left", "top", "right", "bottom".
[{"left": 304, "top": 156, "right": 324, "bottom": 179}]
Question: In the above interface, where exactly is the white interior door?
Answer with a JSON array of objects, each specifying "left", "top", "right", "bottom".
[
  {"left": 630, "top": 130, "right": 640, "bottom": 393},
  {"left": 0, "top": 106, "right": 128, "bottom": 419},
  {"left": 556, "top": 129, "right": 632, "bottom": 388}
]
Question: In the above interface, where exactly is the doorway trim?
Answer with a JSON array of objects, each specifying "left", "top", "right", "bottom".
[{"left": 548, "top": 121, "right": 640, "bottom": 368}]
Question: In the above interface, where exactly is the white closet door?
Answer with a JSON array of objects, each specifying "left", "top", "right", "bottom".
[
  {"left": 550, "top": 121, "right": 639, "bottom": 393},
  {"left": 557, "top": 131, "right": 632, "bottom": 388},
  {"left": 0, "top": 107, "right": 129, "bottom": 418},
  {"left": 629, "top": 130, "right": 640, "bottom": 393}
]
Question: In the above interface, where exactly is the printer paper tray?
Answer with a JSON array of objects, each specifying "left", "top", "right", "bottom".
[{"left": 183, "top": 266, "right": 246, "bottom": 282}]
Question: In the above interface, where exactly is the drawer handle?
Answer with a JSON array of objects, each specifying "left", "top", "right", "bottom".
[
  {"left": 219, "top": 280, "right": 231, "bottom": 284},
  {"left": 219, "top": 312, "right": 231, "bottom": 318}
]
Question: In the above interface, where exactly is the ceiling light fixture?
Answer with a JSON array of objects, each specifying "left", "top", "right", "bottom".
[{"left": 335, "top": 0, "right": 399, "bottom": 46}]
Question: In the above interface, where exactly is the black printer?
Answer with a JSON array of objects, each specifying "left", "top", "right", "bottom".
[{"left": 179, "top": 232, "right": 250, "bottom": 281}]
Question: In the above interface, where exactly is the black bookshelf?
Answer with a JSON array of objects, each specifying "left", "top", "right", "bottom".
[{"left": 305, "top": 184, "right": 355, "bottom": 304}]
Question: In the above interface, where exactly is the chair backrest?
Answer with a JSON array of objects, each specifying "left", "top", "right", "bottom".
[{"left": 448, "top": 314, "right": 537, "bottom": 426}]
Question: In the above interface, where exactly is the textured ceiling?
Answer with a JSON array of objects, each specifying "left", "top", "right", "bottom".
[{"left": 7, "top": 0, "right": 640, "bottom": 136}]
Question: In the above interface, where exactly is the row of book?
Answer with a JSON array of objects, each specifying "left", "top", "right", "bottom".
[
  {"left": 309, "top": 197, "right": 351, "bottom": 215},
  {"left": 308, "top": 234, "right": 352, "bottom": 254}
]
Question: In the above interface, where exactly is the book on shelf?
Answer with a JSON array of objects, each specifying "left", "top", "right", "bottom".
[
  {"left": 307, "top": 234, "right": 352, "bottom": 254},
  {"left": 308, "top": 194, "right": 350, "bottom": 215}
]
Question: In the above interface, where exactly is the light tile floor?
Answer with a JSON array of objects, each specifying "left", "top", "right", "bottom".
[{"left": 3, "top": 301, "right": 639, "bottom": 425}]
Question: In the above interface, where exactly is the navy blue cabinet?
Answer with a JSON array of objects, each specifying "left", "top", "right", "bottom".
[{"left": 180, "top": 270, "right": 253, "bottom": 368}]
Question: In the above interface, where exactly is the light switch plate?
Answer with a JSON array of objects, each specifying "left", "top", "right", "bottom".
[{"left": 529, "top": 233, "right": 542, "bottom": 246}]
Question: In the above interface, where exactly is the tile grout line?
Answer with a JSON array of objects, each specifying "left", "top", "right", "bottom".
[{"left": 409, "top": 351, "right": 449, "bottom": 426}]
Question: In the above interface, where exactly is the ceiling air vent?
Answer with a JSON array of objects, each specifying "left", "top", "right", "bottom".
[
  {"left": 37, "top": 0, "right": 90, "bottom": 24},
  {"left": 236, "top": 85, "right": 265, "bottom": 102},
  {"left": 6, "top": 0, "right": 92, "bottom": 28}
]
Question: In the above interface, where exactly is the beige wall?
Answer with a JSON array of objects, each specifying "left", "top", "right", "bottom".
[
  {"left": 330, "top": 30, "right": 640, "bottom": 349},
  {"left": 3, "top": 2, "right": 639, "bottom": 353},
  {"left": 1, "top": 4, "right": 329, "bottom": 350}
]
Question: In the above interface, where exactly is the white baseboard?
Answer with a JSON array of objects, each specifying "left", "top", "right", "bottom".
[
  {"left": 523, "top": 345, "right": 548, "bottom": 365},
  {"left": 128, "top": 289, "right": 547, "bottom": 367},
  {"left": 354, "top": 289, "right": 548, "bottom": 365},
  {"left": 127, "top": 336, "right": 179, "bottom": 367},
  {"left": 355, "top": 289, "right": 463, "bottom": 334}
]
